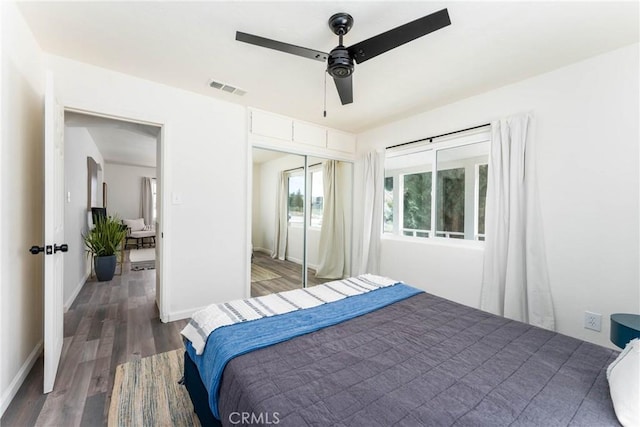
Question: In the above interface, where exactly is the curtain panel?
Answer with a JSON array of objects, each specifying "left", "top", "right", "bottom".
[
  {"left": 272, "top": 171, "right": 288, "bottom": 260},
  {"left": 140, "top": 177, "right": 154, "bottom": 226},
  {"left": 358, "top": 151, "right": 384, "bottom": 275},
  {"left": 316, "top": 161, "right": 345, "bottom": 279},
  {"left": 480, "top": 113, "right": 555, "bottom": 330}
]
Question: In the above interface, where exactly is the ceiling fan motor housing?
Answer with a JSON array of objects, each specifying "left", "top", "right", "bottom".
[{"left": 327, "top": 46, "right": 354, "bottom": 78}]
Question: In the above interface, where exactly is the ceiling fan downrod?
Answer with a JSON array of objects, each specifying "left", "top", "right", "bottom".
[{"left": 327, "top": 13, "right": 355, "bottom": 80}]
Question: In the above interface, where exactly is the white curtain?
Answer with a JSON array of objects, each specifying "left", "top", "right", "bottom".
[
  {"left": 359, "top": 151, "right": 384, "bottom": 275},
  {"left": 480, "top": 113, "right": 555, "bottom": 330},
  {"left": 316, "top": 160, "right": 345, "bottom": 279},
  {"left": 140, "top": 177, "right": 153, "bottom": 226},
  {"left": 272, "top": 171, "right": 288, "bottom": 260}
]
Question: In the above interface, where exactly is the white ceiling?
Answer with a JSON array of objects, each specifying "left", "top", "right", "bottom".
[
  {"left": 19, "top": 1, "right": 639, "bottom": 133},
  {"left": 65, "top": 112, "right": 159, "bottom": 168}
]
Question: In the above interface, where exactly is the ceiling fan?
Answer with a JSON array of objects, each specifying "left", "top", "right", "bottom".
[{"left": 236, "top": 9, "right": 451, "bottom": 106}]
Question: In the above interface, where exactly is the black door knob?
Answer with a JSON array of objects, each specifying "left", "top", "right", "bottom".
[
  {"left": 54, "top": 244, "right": 68, "bottom": 253},
  {"left": 29, "top": 246, "right": 45, "bottom": 255}
]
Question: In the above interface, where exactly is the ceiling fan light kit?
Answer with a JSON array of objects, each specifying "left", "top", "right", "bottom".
[{"left": 236, "top": 8, "right": 451, "bottom": 106}]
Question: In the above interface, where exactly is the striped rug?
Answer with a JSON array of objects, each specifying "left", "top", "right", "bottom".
[
  {"left": 108, "top": 349, "right": 200, "bottom": 427},
  {"left": 251, "top": 264, "right": 281, "bottom": 282}
]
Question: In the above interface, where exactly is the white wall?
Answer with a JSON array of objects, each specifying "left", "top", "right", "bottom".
[
  {"left": 63, "top": 127, "right": 104, "bottom": 309},
  {"left": 0, "top": 1, "right": 44, "bottom": 415},
  {"left": 355, "top": 44, "right": 640, "bottom": 349},
  {"left": 46, "top": 55, "right": 248, "bottom": 321},
  {"left": 103, "top": 162, "right": 156, "bottom": 221}
]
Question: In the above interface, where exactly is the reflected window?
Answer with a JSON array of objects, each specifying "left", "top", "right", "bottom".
[
  {"left": 287, "top": 173, "right": 304, "bottom": 224},
  {"left": 310, "top": 169, "right": 323, "bottom": 228}
]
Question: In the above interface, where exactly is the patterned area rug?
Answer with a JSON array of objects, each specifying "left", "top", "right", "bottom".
[
  {"left": 251, "top": 264, "right": 281, "bottom": 282},
  {"left": 130, "top": 248, "right": 155, "bottom": 271},
  {"left": 108, "top": 349, "right": 200, "bottom": 427}
]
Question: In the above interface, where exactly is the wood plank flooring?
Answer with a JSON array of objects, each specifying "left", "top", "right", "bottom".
[
  {"left": 2, "top": 252, "right": 334, "bottom": 426},
  {"left": 250, "top": 251, "right": 332, "bottom": 297},
  {"left": 1, "top": 253, "right": 188, "bottom": 427}
]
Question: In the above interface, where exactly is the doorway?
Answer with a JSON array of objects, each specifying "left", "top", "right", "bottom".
[{"left": 62, "top": 110, "right": 164, "bottom": 314}]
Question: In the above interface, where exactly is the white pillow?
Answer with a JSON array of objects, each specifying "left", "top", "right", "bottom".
[
  {"left": 607, "top": 338, "right": 640, "bottom": 427},
  {"left": 123, "top": 218, "right": 145, "bottom": 232}
]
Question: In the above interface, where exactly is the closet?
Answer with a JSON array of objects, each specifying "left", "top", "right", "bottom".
[{"left": 251, "top": 147, "right": 353, "bottom": 294}]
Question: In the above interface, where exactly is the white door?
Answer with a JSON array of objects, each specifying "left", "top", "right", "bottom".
[{"left": 43, "top": 72, "right": 65, "bottom": 393}]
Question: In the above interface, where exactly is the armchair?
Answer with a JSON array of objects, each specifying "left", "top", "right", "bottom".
[{"left": 122, "top": 218, "right": 156, "bottom": 249}]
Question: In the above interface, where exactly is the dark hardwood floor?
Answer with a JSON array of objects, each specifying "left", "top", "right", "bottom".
[
  {"left": 1, "top": 252, "right": 188, "bottom": 427},
  {"left": 2, "top": 252, "right": 335, "bottom": 426},
  {"left": 251, "top": 251, "right": 332, "bottom": 297}
]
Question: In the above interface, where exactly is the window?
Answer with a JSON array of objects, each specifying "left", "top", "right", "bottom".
[
  {"left": 310, "top": 169, "right": 324, "bottom": 228},
  {"left": 151, "top": 178, "right": 157, "bottom": 222},
  {"left": 287, "top": 173, "right": 304, "bottom": 224},
  {"left": 384, "top": 132, "right": 490, "bottom": 241},
  {"left": 287, "top": 166, "right": 324, "bottom": 227}
]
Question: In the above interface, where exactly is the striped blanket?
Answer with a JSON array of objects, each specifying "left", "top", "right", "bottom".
[{"left": 181, "top": 274, "right": 399, "bottom": 355}]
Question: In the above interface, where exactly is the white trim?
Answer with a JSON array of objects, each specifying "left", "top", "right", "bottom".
[
  {"left": 63, "top": 272, "right": 89, "bottom": 312},
  {"left": 164, "top": 305, "right": 210, "bottom": 323},
  {"left": 158, "top": 123, "right": 170, "bottom": 322},
  {"left": 246, "top": 113, "right": 253, "bottom": 300},
  {"left": 0, "top": 340, "right": 43, "bottom": 417},
  {"left": 381, "top": 233, "right": 485, "bottom": 250}
]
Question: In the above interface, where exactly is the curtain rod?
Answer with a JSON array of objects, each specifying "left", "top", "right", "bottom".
[
  {"left": 386, "top": 123, "right": 491, "bottom": 150},
  {"left": 283, "top": 162, "right": 322, "bottom": 174}
]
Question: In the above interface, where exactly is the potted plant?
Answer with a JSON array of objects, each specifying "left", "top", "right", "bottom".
[{"left": 83, "top": 214, "right": 127, "bottom": 282}]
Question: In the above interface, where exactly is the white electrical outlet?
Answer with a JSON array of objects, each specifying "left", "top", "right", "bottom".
[{"left": 584, "top": 311, "right": 602, "bottom": 332}]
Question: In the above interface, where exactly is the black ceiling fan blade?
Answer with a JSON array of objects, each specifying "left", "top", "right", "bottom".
[
  {"left": 333, "top": 75, "right": 353, "bottom": 105},
  {"left": 347, "top": 8, "right": 451, "bottom": 64},
  {"left": 236, "top": 31, "right": 328, "bottom": 62}
]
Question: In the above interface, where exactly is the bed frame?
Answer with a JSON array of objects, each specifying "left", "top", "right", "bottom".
[{"left": 183, "top": 351, "right": 221, "bottom": 427}]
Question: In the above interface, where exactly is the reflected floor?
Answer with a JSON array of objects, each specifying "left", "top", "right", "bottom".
[{"left": 251, "top": 251, "right": 332, "bottom": 297}]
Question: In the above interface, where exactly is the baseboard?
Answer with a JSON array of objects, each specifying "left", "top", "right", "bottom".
[
  {"left": 0, "top": 340, "right": 43, "bottom": 417},
  {"left": 286, "top": 255, "right": 303, "bottom": 265},
  {"left": 64, "top": 272, "right": 89, "bottom": 312},
  {"left": 164, "top": 305, "right": 210, "bottom": 323},
  {"left": 253, "top": 247, "right": 271, "bottom": 255}
]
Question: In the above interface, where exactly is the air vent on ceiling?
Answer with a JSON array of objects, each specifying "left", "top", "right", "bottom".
[{"left": 208, "top": 79, "right": 247, "bottom": 96}]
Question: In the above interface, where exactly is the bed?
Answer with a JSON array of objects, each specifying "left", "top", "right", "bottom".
[{"left": 181, "top": 276, "right": 622, "bottom": 426}]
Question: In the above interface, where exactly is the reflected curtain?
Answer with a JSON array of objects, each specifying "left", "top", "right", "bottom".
[
  {"left": 359, "top": 151, "right": 384, "bottom": 275},
  {"left": 140, "top": 177, "right": 153, "bottom": 226},
  {"left": 316, "top": 160, "right": 345, "bottom": 279},
  {"left": 272, "top": 171, "right": 288, "bottom": 260},
  {"left": 480, "top": 113, "right": 555, "bottom": 330}
]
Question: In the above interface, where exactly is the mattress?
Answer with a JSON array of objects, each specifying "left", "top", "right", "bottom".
[{"left": 185, "top": 288, "right": 619, "bottom": 426}]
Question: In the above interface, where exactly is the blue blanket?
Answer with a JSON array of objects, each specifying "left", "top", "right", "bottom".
[{"left": 185, "top": 283, "right": 423, "bottom": 419}]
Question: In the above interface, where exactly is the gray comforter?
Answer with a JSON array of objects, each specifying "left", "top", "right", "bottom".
[{"left": 217, "top": 292, "right": 619, "bottom": 426}]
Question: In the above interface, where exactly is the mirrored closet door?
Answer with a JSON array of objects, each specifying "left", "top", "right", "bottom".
[
  {"left": 306, "top": 156, "right": 353, "bottom": 286},
  {"left": 251, "top": 148, "right": 353, "bottom": 297}
]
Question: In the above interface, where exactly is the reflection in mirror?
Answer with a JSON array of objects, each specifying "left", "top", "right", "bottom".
[
  {"left": 251, "top": 148, "right": 354, "bottom": 297},
  {"left": 251, "top": 148, "right": 308, "bottom": 296},
  {"left": 306, "top": 157, "right": 353, "bottom": 281}
]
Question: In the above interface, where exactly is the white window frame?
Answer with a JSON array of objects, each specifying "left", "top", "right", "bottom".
[
  {"left": 287, "top": 170, "right": 305, "bottom": 227},
  {"left": 384, "top": 129, "right": 491, "bottom": 247},
  {"left": 308, "top": 165, "right": 324, "bottom": 229}
]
